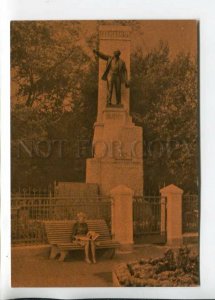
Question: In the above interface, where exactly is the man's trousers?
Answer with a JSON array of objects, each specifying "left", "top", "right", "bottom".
[{"left": 106, "top": 75, "right": 121, "bottom": 105}]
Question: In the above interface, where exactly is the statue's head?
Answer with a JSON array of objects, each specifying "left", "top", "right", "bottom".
[{"left": 113, "top": 50, "right": 121, "bottom": 58}]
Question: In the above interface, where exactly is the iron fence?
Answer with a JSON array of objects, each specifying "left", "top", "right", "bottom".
[
  {"left": 182, "top": 194, "right": 199, "bottom": 233},
  {"left": 11, "top": 196, "right": 111, "bottom": 245},
  {"left": 12, "top": 186, "right": 52, "bottom": 197},
  {"left": 133, "top": 196, "right": 166, "bottom": 236},
  {"left": 11, "top": 190, "right": 199, "bottom": 246}
]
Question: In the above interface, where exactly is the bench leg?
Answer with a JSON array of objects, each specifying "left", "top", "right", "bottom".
[
  {"left": 58, "top": 250, "right": 68, "bottom": 262},
  {"left": 110, "top": 248, "right": 116, "bottom": 259},
  {"left": 50, "top": 245, "right": 60, "bottom": 259},
  {"left": 101, "top": 248, "right": 115, "bottom": 259},
  {"left": 106, "top": 248, "right": 115, "bottom": 259}
]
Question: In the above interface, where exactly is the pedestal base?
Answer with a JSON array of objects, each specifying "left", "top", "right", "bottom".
[
  {"left": 86, "top": 106, "right": 143, "bottom": 196},
  {"left": 86, "top": 158, "right": 143, "bottom": 196}
]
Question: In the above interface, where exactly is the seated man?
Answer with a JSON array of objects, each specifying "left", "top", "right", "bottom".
[{"left": 71, "top": 212, "right": 97, "bottom": 264}]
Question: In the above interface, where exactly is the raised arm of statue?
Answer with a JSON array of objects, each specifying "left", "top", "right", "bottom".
[{"left": 93, "top": 49, "right": 110, "bottom": 61}]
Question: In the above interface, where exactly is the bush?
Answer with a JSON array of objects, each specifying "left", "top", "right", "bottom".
[{"left": 114, "top": 247, "right": 199, "bottom": 287}]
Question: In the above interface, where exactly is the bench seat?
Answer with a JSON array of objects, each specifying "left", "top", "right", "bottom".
[{"left": 44, "top": 219, "right": 120, "bottom": 261}]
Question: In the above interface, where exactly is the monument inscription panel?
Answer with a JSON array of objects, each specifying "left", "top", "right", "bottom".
[{"left": 99, "top": 29, "right": 131, "bottom": 40}]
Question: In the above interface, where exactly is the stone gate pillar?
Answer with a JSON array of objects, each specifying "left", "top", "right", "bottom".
[
  {"left": 160, "top": 184, "right": 183, "bottom": 245},
  {"left": 110, "top": 185, "right": 134, "bottom": 249}
]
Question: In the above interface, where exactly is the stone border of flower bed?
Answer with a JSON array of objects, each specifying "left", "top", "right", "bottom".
[{"left": 112, "top": 269, "right": 122, "bottom": 287}]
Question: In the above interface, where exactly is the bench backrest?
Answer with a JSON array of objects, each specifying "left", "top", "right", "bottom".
[{"left": 44, "top": 219, "right": 111, "bottom": 245}]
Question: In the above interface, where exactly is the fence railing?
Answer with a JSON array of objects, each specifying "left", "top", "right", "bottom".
[
  {"left": 11, "top": 192, "right": 199, "bottom": 246},
  {"left": 133, "top": 196, "right": 166, "bottom": 236},
  {"left": 11, "top": 196, "right": 111, "bottom": 245},
  {"left": 182, "top": 194, "right": 199, "bottom": 233},
  {"left": 12, "top": 187, "right": 52, "bottom": 197}
]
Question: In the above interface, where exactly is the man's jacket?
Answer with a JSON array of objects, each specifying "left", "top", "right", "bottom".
[{"left": 95, "top": 50, "right": 128, "bottom": 83}]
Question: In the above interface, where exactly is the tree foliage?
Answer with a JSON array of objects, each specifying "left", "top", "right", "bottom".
[{"left": 131, "top": 42, "right": 198, "bottom": 193}]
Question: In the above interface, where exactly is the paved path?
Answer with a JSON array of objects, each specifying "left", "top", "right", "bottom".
[{"left": 12, "top": 245, "right": 198, "bottom": 287}]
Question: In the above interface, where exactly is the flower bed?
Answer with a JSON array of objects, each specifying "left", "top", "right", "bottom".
[{"left": 113, "top": 247, "right": 199, "bottom": 287}]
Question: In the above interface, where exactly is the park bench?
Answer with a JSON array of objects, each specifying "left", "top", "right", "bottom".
[{"left": 44, "top": 219, "right": 120, "bottom": 261}]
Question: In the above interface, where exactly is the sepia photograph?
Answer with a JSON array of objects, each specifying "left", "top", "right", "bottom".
[{"left": 11, "top": 20, "right": 199, "bottom": 287}]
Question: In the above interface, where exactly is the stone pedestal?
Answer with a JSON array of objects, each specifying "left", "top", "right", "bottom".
[
  {"left": 86, "top": 107, "right": 143, "bottom": 196},
  {"left": 160, "top": 184, "right": 183, "bottom": 246},
  {"left": 110, "top": 185, "right": 134, "bottom": 248}
]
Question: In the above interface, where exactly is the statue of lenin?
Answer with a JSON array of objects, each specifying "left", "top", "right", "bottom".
[{"left": 93, "top": 49, "right": 130, "bottom": 106}]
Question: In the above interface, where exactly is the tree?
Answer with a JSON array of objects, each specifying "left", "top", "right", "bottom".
[
  {"left": 11, "top": 21, "right": 91, "bottom": 110},
  {"left": 11, "top": 21, "right": 98, "bottom": 189},
  {"left": 131, "top": 42, "right": 198, "bottom": 193}
]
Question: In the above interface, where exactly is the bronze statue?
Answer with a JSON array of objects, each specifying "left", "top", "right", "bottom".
[{"left": 93, "top": 49, "right": 129, "bottom": 106}]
